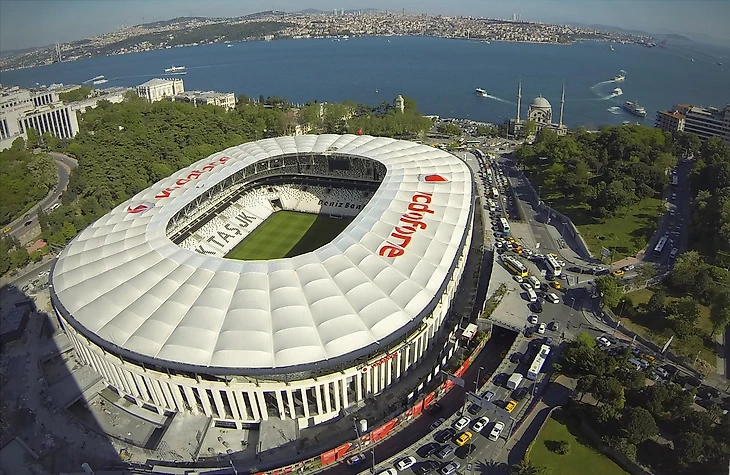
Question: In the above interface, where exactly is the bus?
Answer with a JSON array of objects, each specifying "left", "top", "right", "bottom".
[
  {"left": 503, "top": 255, "right": 528, "bottom": 278},
  {"left": 671, "top": 175, "right": 678, "bottom": 186},
  {"left": 544, "top": 254, "right": 562, "bottom": 277},
  {"left": 499, "top": 217, "right": 510, "bottom": 234},
  {"left": 527, "top": 344, "right": 551, "bottom": 380},
  {"left": 653, "top": 234, "right": 669, "bottom": 256},
  {"left": 491, "top": 187, "right": 500, "bottom": 198},
  {"left": 466, "top": 140, "right": 481, "bottom": 145}
]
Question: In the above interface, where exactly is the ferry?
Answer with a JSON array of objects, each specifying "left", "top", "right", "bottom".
[
  {"left": 614, "top": 74, "right": 625, "bottom": 81},
  {"left": 475, "top": 88, "right": 488, "bottom": 97},
  {"left": 622, "top": 101, "right": 647, "bottom": 118},
  {"left": 164, "top": 65, "right": 186, "bottom": 73},
  {"left": 93, "top": 78, "right": 108, "bottom": 85}
]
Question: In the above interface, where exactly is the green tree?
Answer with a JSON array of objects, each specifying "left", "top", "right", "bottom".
[
  {"left": 595, "top": 276, "right": 622, "bottom": 308},
  {"left": 674, "top": 431, "right": 706, "bottom": 466},
  {"left": 511, "top": 460, "right": 550, "bottom": 475},
  {"left": 621, "top": 407, "right": 658, "bottom": 444},
  {"left": 709, "top": 293, "right": 730, "bottom": 337},
  {"left": 646, "top": 289, "right": 667, "bottom": 316},
  {"left": 593, "top": 376, "right": 625, "bottom": 409},
  {"left": 437, "top": 123, "right": 461, "bottom": 136},
  {"left": 667, "top": 296, "right": 701, "bottom": 338}
]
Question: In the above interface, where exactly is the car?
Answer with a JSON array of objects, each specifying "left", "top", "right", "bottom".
[
  {"left": 489, "top": 421, "right": 505, "bottom": 441},
  {"left": 439, "top": 461, "right": 461, "bottom": 475},
  {"left": 513, "top": 275, "right": 524, "bottom": 283},
  {"left": 430, "top": 418, "right": 446, "bottom": 431},
  {"left": 2, "top": 227, "right": 10, "bottom": 233},
  {"left": 612, "top": 269, "right": 625, "bottom": 277},
  {"left": 418, "top": 442, "right": 441, "bottom": 458},
  {"left": 669, "top": 248, "right": 679, "bottom": 259},
  {"left": 528, "top": 315, "right": 538, "bottom": 325},
  {"left": 531, "top": 301, "right": 544, "bottom": 313},
  {"left": 505, "top": 400, "right": 518, "bottom": 413},
  {"left": 453, "top": 416, "right": 471, "bottom": 431},
  {"left": 653, "top": 367, "right": 670, "bottom": 380},
  {"left": 549, "top": 321, "right": 560, "bottom": 331},
  {"left": 24, "top": 220, "right": 32, "bottom": 226},
  {"left": 395, "top": 456, "right": 417, "bottom": 471},
  {"left": 567, "top": 266, "right": 581, "bottom": 273},
  {"left": 698, "top": 385, "right": 720, "bottom": 399},
  {"left": 434, "top": 428, "right": 456, "bottom": 443},
  {"left": 545, "top": 293, "right": 560, "bottom": 304},
  {"left": 467, "top": 403, "right": 482, "bottom": 415},
  {"left": 550, "top": 280, "right": 562, "bottom": 290},
  {"left": 510, "top": 352, "right": 523, "bottom": 363},
  {"left": 435, "top": 444, "right": 455, "bottom": 460},
  {"left": 378, "top": 469, "right": 398, "bottom": 475},
  {"left": 596, "top": 336, "right": 611, "bottom": 347},
  {"left": 346, "top": 454, "right": 366, "bottom": 466},
  {"left": 414, "top": 461, "right": 440, "bottom": 475},
  {"left": 472, "top": 416, "right": 490, "bottom": 432},
  {"left": 544, "top": 337, "right": 554, "bottom": 347},
  {"left": 521, "top": 282, "right": 533, "bottom": 292},
  {"left": 455, "top": 431, "right": 473, "bottom": 446},
  {"left": 482, "top": 390, "right": 495, "bottom": 402},
  {"left": 537, "top": 323, "right": 546, "bottom": 334},
  {"left": 623, "top": 264, "right": 636, "bottom": 271}
]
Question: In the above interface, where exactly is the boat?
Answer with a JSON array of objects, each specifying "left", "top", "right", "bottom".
[
  {"left": 610, "top": 44, "right": 615, "bottom": 51},
  {"left": 227, "top": 44, "right": 233, "bottom": 48},
  {"left": 612, "top": 87, "right": 623, "bottom": 95},
  {"left": 690, "top": 58, "right": 695, "bottom": 62},
  {"left": 164, "top": 65, "right": 186, "bottom": 73},
  {"left": 622, "top": 101, "right": 647, "bottom": 118},
  {"left": 614, "top": 74, "right": 625, "bottom": 81},
  {"left": 475, "top": 88, "right": 488, "bottom": 97},
  {"left": 622, "top": 120, "right": 631, "bottom": 125},
  {"left": 92, "top": 78, "right": 108, "bottom": 85}
]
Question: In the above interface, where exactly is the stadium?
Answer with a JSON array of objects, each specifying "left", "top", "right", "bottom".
[{"left": 49, "top": 134, "right": 475, "bottom": 430}]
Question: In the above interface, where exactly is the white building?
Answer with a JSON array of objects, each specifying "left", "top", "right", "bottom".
[
  {"left": 673, "top": 103, "right": 730, "bottom": 144},
  {"left": 173, "top": 90, "right": 236, "bottom": 110},
  {"left": 136, "top": 78, "right": 185, "bottom": 103}
]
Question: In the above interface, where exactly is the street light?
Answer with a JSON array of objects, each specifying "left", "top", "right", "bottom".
[{"left": 476, "top": 366, "right": 485, "bottom": 392}]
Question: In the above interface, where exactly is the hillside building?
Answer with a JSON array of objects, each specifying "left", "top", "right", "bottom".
[
  {"left": 136, "top": 78, "right": 185, "bottom": 103},
  {"left": 672, "top": 103, "right": 730, "bottom": 144},
  {"left": 654, "top": 109, "right": 686, "bottom": 134}
]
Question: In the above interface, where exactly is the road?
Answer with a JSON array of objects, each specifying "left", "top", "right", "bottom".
[{"left": 4, "top": 152, "right": 77, "bottom": 237}]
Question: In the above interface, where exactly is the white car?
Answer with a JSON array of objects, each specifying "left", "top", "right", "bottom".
[
  {"left": 489, "top": 421, "right": 505, "bottom": 441},
  {"left": 395, "top": 456, "right": 416, "bottom": 471},
  {"left": 378, "top": 469, "right": 398, "bottom": 475},
  {"left": 472, "top": 416, "right": 490, "bottom": 432},
  {"left": 546, "top": 293, "right": 560, "bottom": 304},
  {"left": 513, "top": 275, "right": 524, "bottom": 283},
  {"left": 596, "top": 336, "right": 611, "bottom": 347},
  {"left": 528, "top": 315, "right": 538, "bottom": 325},
  {"left": 453, "top": 416, "right": 471, "bottom": 431},
  {"left": 537, "top": 323, "right": 546, "bottom": 334},
  {"left": 521, "top": 282, "right": 533, "bottom": 292}
]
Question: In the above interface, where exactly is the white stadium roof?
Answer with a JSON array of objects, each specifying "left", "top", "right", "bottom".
[{"left": 51, "top": 135, "right": 474, "bottom": 375}]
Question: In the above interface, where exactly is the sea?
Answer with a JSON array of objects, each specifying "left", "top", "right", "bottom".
[{"left": 1, "top": 36, "right": 729, "bottom": 129}]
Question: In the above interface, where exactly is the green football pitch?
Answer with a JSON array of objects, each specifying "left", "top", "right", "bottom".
[{"left": 225, "top": 211, "right": 354, "bottom": 261}]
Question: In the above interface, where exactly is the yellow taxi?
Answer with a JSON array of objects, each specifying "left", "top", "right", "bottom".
[
  {"left": 3, "top": 227, "right": 10, "bottom": 234},
  {"left": 550, "top": 280, "right": 562, "bottom": 290},
  {"left": 612, "top": 269, "right": 625, "bottom": 277},
  {"left": 456, "top": 431, "right": 473, "bottom": 446},
  {"left": 505, "top": 400, "right": 518, "bottom": 413}
]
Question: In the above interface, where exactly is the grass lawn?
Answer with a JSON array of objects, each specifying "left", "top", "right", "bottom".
[
  {"left": 621, "top": 287, "right": 716, "bottom": 368},
  {"left": 225, "top": 211, "right": 353, "bottom": 261},
  {"left": 529, "top": 411, "right": 627, "bottom": 475}
]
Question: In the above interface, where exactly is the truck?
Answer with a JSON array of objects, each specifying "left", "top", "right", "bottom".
[
  {"left": 461, "top": 323, "right": 478, "bottom": 341},
  {"left": 506, "top": 372, "right": 524, "bottom": 390}
]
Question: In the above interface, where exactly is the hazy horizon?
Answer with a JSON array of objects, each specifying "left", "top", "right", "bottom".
[{"left": 1, "top": 0, "right": 729, "bottom": 52}]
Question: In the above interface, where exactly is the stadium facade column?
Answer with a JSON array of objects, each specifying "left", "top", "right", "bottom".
[
  {"left": 333, "top": 380, "right": 342, "bottom": 413},
  {"left": 395, "top": 353, "right": 403, "bottom": 379},
  {"left": 285, "top": 389, "right": 296, "bottom": 418},
  {"left": 323, "top": 383, "right": 332, "bottom": 414},
  {"left": 233, "top": 391, "right": 248, "bottom": 420},
  {"left": 275, "top": 390, "right": 286, "bottom": 418},
  {"left": 340, "top": 378, "right": 349, "bottom": 409},
  {"left": 212, "top": 388, "right": 226, "bottom": 418},
  {"left": 254, "top": 391, "right": 268, "bottom": 420},
  {"left": 300, "top": 388, "right": 310, "bottom": 419},
  {"left": 365, "top": 367, "right": 373, "bottom": 396},
  {"left": 199, "top": 387, "right": 214, "bottom": 415},
  {"left": 182, "top": 386, "right": 199, "bottom": 414},
  {"left": 355, "top": 372, "right": 363, "bottom": 400},
  {"left": 379, "top": 362, "right": 386, "bottom": 391},
  {"left": 158, "top": 380, "right": 176, "bottom": 410},
  {"left": 385, "top": 359, "right": 393, "bottom": 387},
  {"left": 314, "top": 383, "right": 324, "bottom": 414}
]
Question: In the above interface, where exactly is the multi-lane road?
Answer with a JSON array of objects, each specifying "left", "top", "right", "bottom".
[{"left": 3, "top": 151, "right": 76, "bottom": 237}]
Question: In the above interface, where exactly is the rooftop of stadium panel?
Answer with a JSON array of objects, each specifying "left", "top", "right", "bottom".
[{"left": 50, "top": 135, "right": 475, "bottom": 374}]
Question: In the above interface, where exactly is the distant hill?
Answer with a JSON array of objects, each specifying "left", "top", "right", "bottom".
[
  {"left": 0, "top": 45, "right": 47, "bottom": 57},
  {"left": 298, "top": 8, "right": 380, "bottom": 14},
  {"left": 138, "top": 16, "right": 208, "bottom": 29}
]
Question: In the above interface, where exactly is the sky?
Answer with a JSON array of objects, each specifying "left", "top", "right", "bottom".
[{"left": 1, "top": 0, "right": 729, "bottom": 52}]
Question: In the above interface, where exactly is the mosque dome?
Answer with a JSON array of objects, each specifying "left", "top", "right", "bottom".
[{"left": 530, "top": 96, "right": 551, "bottom": 109}]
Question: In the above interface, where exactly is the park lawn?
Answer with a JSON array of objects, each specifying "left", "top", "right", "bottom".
[
  {"left": 621, "top": 287, "right": 715, "bottom": 367},
  {"left": 529, "top": 412, "right": 627, "bottom": 475},
  {"left": 225, "top": 211, "right": 353, "bottom": 261}
]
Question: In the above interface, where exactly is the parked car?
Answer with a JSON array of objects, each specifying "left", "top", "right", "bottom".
[
  {"left": 455, "top": 431, "right": 473, "bottom": 447},
  {"left": 395, "top": 456, "right": 417, "bottom": 471},
  {"left": 414, "top": 461, "right": 440, "bottom": 475},
  {"left": 378, "top": 469, "right": 398, "bottom": 475},
  {"left": 546, "top": 293, "right": 560, "bottom": 304},
  {"left": 482, "top": 390, "right": 495, "bottom": 402},
  {"left": 435, "top": 444, "right": 455, "bottom": 460},
  {"left": 417, "top": 442, "right": 440, "bottom": 458},
  {"left": 472, "top": 416, "right": 490, "bottom": 432},
  {"left": 489, "top": 421, "right": 505, "bottom": 441},
  {"left": 537, "top": 323, "right": 546, "bottom": 334},
  {"left": 505, "top": 400, "right": 518, "bottom": 413},
  {"left": 440, "top": 461, "right": 461, "bottom": 475},
  {"left": 453, "top": 416, "right": 471, "bottom": 431},
  {"left": 467, "top": 403, "right": 482, "bottom": 415},
  {"left": 434, "top": 428, "right": 456, "bottom": 443},
  {"left": 346, "top": 454, "right": 366, "bottom": 466},
  {"left": 528, "top": 315, "right": 538, "bottom": 325},
  {"left": 430, "top": 418, "right": 445, "bottom": 431}
]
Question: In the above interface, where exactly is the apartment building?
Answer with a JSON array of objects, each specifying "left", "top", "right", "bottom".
[
  {"left": 673, "top": 103, "right": 730, "bottom": 144},
  {"left": 655, "top": 109, "right": 686, "bottom": 134}
]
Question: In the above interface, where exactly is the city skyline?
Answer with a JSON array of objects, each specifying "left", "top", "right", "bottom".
[{"left": 1, "top": 0, "right": 729, "bottom": 52}]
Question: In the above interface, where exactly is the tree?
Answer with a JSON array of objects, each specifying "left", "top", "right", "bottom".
[
  {"left": 437, "top": 123, "right": 461, "bottom": 136},
  {"left": 646, "top": 289, "right": 667, "bottom": 316},
  {"left": 667, "top": 296, "right": 701, "bottom": 338},
  {"left": 709, "top": 293, "right": 730, "bottom": 337},
  {"left": 592, "top": 376, "right": 625, "bottom": 409},
  {"left": 594, "top": 276, "right": 622, "bottom": 308},
  {"left": 674, "top": 431, "right": 706, "bottom": 466},
  {"left": 621, "top": 407, "right": 658, "bottom": 444},
  {"left": 511, "top": 460, "right": 550, "bottom": 475},
  {"left": 576, "top": 374, "right": 596, "bottom": 401}
]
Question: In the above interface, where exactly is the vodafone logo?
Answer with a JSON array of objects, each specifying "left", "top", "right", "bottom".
[
  {"left": 420, "top": 174, "right": 449, "bottom": 183},
  {"left": 126, "top": 203, "right": 152, "bottom": 214}
]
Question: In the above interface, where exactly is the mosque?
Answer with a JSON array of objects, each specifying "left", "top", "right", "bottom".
[{"left": 508, "top": 81, "right": 568, "bottom": 137}]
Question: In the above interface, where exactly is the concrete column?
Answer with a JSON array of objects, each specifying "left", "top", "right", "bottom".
[
  {"left": 254, "top": 391, "right": 268, "bottom": 420},
  {"left": 198, "top": 388, "right": 213, "bottom": 416},
  {"left": 182, "top": 385, "right": 199, "bottom": 414},
  {"left": 355, "top": 372, "right": 363, "bottom": 401},
  {"left": 212, "top": 389, "right": 226, "bottom": 418},
  {"left": 286, "top": 389, "right": 296, "bottom": 419},
  {"left": 332, "top": 380, "right": 341, "bottom": 412},
  {"left": 149, "top": 378, "right": 168, "bottom": 408},
  {"left": 300, "top": 388, "right": 310, "bottom": 419},
  {"left": 233, "top": 391, "right": 248, "bottom": 420},
  {"left": 323, "top": 384, "right": 332, "bottom": 414},
  {"left": 395, "top": 352, "right": 403, "bottom": 379},
  {"left": 167, "top": 382, "right": 186, "bottom": 412},
  {"left": 385, "top": 359, "right": 393, "bottom": 387},
  {"left": 341, "top": 377, "right": 349, "bottom": 409},
  {"left": 123, "top": 371, "right": 141, "bottom": 399},
  {"left": 365, "top": 368, "right": 372, "bottom": 396},
  {"left": 379, "top": 362, "right": 386, "bottom": 393},
  {"left": 314, "top": 384, "right": 324, "bottom": 415},
  {"left": 275, "top": 391, "right": 286, "bottom": 419}
]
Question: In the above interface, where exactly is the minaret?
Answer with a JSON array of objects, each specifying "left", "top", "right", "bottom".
[
  {"left": 516, "top": 79, "right": 522, "bottom": 122},
  {"left": 559, "top": 81, "right": 565, "bottom": 127}
]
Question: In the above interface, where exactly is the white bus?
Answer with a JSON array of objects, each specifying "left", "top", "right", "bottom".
[
  {"left": 499, "top": 217, "right": 510, "bottom": 234},
  {"left": 654, "top": 234, "right": 669, "bottom": 256},
  {"left": 527, "top": 344, "right": 551, "bottom": 380},
  {"left": 544, "top": 254, "right": 562, "bottom": 277}
]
